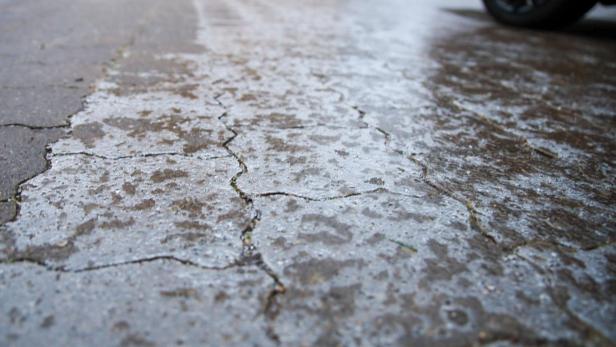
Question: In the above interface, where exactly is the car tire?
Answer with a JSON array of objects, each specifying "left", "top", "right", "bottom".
[{"left": 482, "top": 0, "right": 598, "bottom": 28}]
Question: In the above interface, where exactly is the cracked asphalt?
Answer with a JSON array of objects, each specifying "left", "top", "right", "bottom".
[{"left": 1, "top": 0, "right": 616, "bottom": 346}]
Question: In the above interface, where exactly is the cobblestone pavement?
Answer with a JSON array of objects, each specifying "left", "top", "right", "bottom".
[{"left": 1, "top": 0, "right": 615, "bottom": 346}]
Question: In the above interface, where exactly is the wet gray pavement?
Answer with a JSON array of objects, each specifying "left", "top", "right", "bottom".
[{"left": 1, "top": 0, "right": 616, "bottom": 346}]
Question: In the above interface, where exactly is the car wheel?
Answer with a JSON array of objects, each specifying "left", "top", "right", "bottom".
[{"left": 482, "top": 0, "right": 598, "bottom": 28}]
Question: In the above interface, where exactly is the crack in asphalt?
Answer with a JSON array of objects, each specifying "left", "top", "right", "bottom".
[
  {"left": 236, "top": 123, "right": 336, "bottom": 130},
  {"left": 408, "top": 152, "right": 499, "bottom": 245},
  {"left": 465, "top": 200, "right": 498, "bottom": 245},
  {"left": 255, "top": 188, "right": 422, "bottom": 202},
  {"left": 214, "top": 94, "right": 286, "bottom": 342},
  {"left": 406, "top": 149, "right": 611, "bottom": 253},
  {"left": 474, "top": 114, "right": 559, "bottom": 160},
  {"left": 349, "top": 96, "right": 607, "bottom": 257},
  {"left": 0, "top": 123, "right": 71, "bottom": 130},
  {"left": 52, "top": 151, "right": 232, "bottom": 161},
  {"left": 349, "top": 105, "right": 500, "bottom": 245},
  {"left": 407, "top": 142, "right": 611, "bottom": 253},
  {"left": 352, "top": 105, "right": 366, "bottom": 121},
  {"left": 375, "top": 127, "right": 391, "bottom": 145},
  {"left": 0, "top": 254, "right": 238, "bottom": 273}
]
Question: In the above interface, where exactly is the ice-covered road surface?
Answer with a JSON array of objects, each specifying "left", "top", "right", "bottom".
[{"left": 1, "top": 0, "right": 615, "bottom": 345}]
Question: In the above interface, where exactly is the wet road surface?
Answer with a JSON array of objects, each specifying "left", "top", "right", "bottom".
[{"left": 1, "top": 0, "right": 615, "bottom": 346}]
